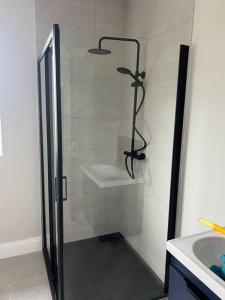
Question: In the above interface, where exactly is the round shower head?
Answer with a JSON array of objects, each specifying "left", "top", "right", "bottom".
[{"left": 88, "top": 48, "right": 111, "bottom": 55}]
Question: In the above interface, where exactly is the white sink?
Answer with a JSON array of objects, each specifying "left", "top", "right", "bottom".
[
  {"left": 193, "top": 237, "right": 225, "bottom": 268},
  {"left": 167, "top": 231, "right": 225, "bottom": 299}
]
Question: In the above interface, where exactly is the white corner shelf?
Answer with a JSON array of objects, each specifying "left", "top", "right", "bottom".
[{"left": 81, "top": 164, "right": 143, "bottom": 188}]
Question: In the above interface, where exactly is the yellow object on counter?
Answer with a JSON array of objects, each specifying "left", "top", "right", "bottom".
[{"left": 198, "top": 217, "right": 225, "bottom": 235}]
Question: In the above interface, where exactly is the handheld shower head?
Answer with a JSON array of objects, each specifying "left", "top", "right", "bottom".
[
  {"left": 117, "top": 67, "right": 136, "bottom": 80},
  {"left": 117, "top": 67, "right": 132, "bottom": 75},
  {"left": 88, "top": 48, "right": 111, "bottom": 55},
  {"left": 117, "top": 67, "right": 144, "bottom": 88}
]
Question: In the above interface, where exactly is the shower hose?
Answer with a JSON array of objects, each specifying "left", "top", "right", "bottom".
[{"left": 125, "top": 84, "right": 147, "bottom": 179}]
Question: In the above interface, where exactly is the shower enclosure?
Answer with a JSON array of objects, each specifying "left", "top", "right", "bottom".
[
  {"left": 38, "top": 25, "right": 63, "bottom": 299},
  {"left": 36, "top": 1, "right": 194, "bottom": 299}
]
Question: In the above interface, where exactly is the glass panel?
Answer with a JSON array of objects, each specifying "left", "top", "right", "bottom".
[
  {"left": 45, "top": 43, "right": 61, "bottom": 288},
  {"left": 46, "top": 46, "right": 58, "bottom": 277},
  {"left": 39, "top": 42, "right": 60, "bottom": 292},
  {"left": 40, "top": 57, "right": 51, "bottom": 260}
]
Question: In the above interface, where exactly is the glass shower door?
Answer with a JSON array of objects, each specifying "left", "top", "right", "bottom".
[{"left": 38, "top": 24, "right": 64, "bottom": 300}]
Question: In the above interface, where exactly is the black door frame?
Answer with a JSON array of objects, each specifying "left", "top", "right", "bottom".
[
  {"left": 37, "top": 24, "right": 64, "bottom": 300},
  {"left": 164, "top": 44, "right": 190, "bottom": 292}
]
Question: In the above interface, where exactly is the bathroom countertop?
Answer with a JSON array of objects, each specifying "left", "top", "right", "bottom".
[{"left": 167, "top": 231, "right": 225, "bottom": 299}]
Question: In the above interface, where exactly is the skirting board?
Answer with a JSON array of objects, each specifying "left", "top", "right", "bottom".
[{"left": 0, "top": 236, "right": 42, "bottom": 260}]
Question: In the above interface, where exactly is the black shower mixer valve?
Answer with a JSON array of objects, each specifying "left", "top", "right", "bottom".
[
  {"left": 131, "top": 71, "right": 146, "bottom": 87},
  {"left": 124, "top": 150, "right": 146, "bottom": 161},
  {"left": 137, "top": 70, "right": 146, "bottom": 79}
]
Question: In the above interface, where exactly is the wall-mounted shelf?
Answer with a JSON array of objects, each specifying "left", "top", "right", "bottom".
[{"left": 81, "top": 164, "right": 143, "bottom": 188}]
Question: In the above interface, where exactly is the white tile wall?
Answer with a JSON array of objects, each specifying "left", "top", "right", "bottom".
[
  {"left": 96, "top": 0, "right": 126, "bottom": 17},
  {"left": 69, "top": 47, "right": 95, "bottom": 84},
  {"left": 94, "top": 85, "right": 124, "bottom": 118},
  {"left": 71, "top": 117, "right": 94, "bottom": 152},
  {"left": 94, "top": 117, "right": 122, "bottom": 153},
  {"left": 70, "top": 83, "right": 94, "bottom": 118},
  {"left": 94, "top": 52, "right": 125, "bottom": 86},
  {"left": 36, "top": 0, "right": 95, "bottom": 47},
  {"left": 126, "top": 0, "right": 194, "bottom": 45},
  {"left": 96, "top": 12, "right": 126, "bottom": 37},
  {"left": 50, "top": 0, "right": 95, "bottom": 10}
]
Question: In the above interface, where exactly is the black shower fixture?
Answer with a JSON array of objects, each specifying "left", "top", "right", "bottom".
[
  {"left": 117, "top": 67, "right": 145, "bottom": 87},
  {"left": 117, "top": 67, "right": 146, "bottom": 87},
  {"left": 117, "top": 67, "right": 145, "bottom": 80},
  {"left": 117, "top": 67, "right": 136, "bottom": 79},
  {"left": 88, "top": 36, "right": 147, "bottom": 179},
  {"left": 88, "top": 48, "right": 111, "bottom": 55}
]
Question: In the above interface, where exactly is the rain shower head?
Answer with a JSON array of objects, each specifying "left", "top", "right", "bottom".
[{"left": 88, "top": 48, "right": 111, "bottom": 55}]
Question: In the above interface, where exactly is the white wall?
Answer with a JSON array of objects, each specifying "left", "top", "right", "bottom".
[
  {"left": 180, "top": 0, "right": 225, "bottom": 236},
  {"left": 0, "top": 0, "right": 41, "bottom": 244}
]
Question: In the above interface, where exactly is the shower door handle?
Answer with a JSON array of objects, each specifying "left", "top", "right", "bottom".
[{"left": 62, "top": 176, "right": 67, "bottom": 201}]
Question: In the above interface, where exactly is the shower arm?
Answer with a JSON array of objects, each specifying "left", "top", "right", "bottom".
[{"left": 98, "top": 36, "right": 140, "bottom": 75}]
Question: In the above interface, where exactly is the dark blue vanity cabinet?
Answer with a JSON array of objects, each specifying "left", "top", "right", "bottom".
[{"left": 168, "top": 258, "right": 220, "bottom": 300}]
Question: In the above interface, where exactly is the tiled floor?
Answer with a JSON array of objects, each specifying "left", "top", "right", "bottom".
[{"left": 0, "top": 252, "right": 52, "bottom": 300}]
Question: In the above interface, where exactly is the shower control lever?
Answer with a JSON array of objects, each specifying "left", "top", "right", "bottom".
[
  {"left": 124, "top": 151, "right": 145, "bottom": 160},
  {"left": 138, "top": 71, "right": 146, "bottom": 79}
]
